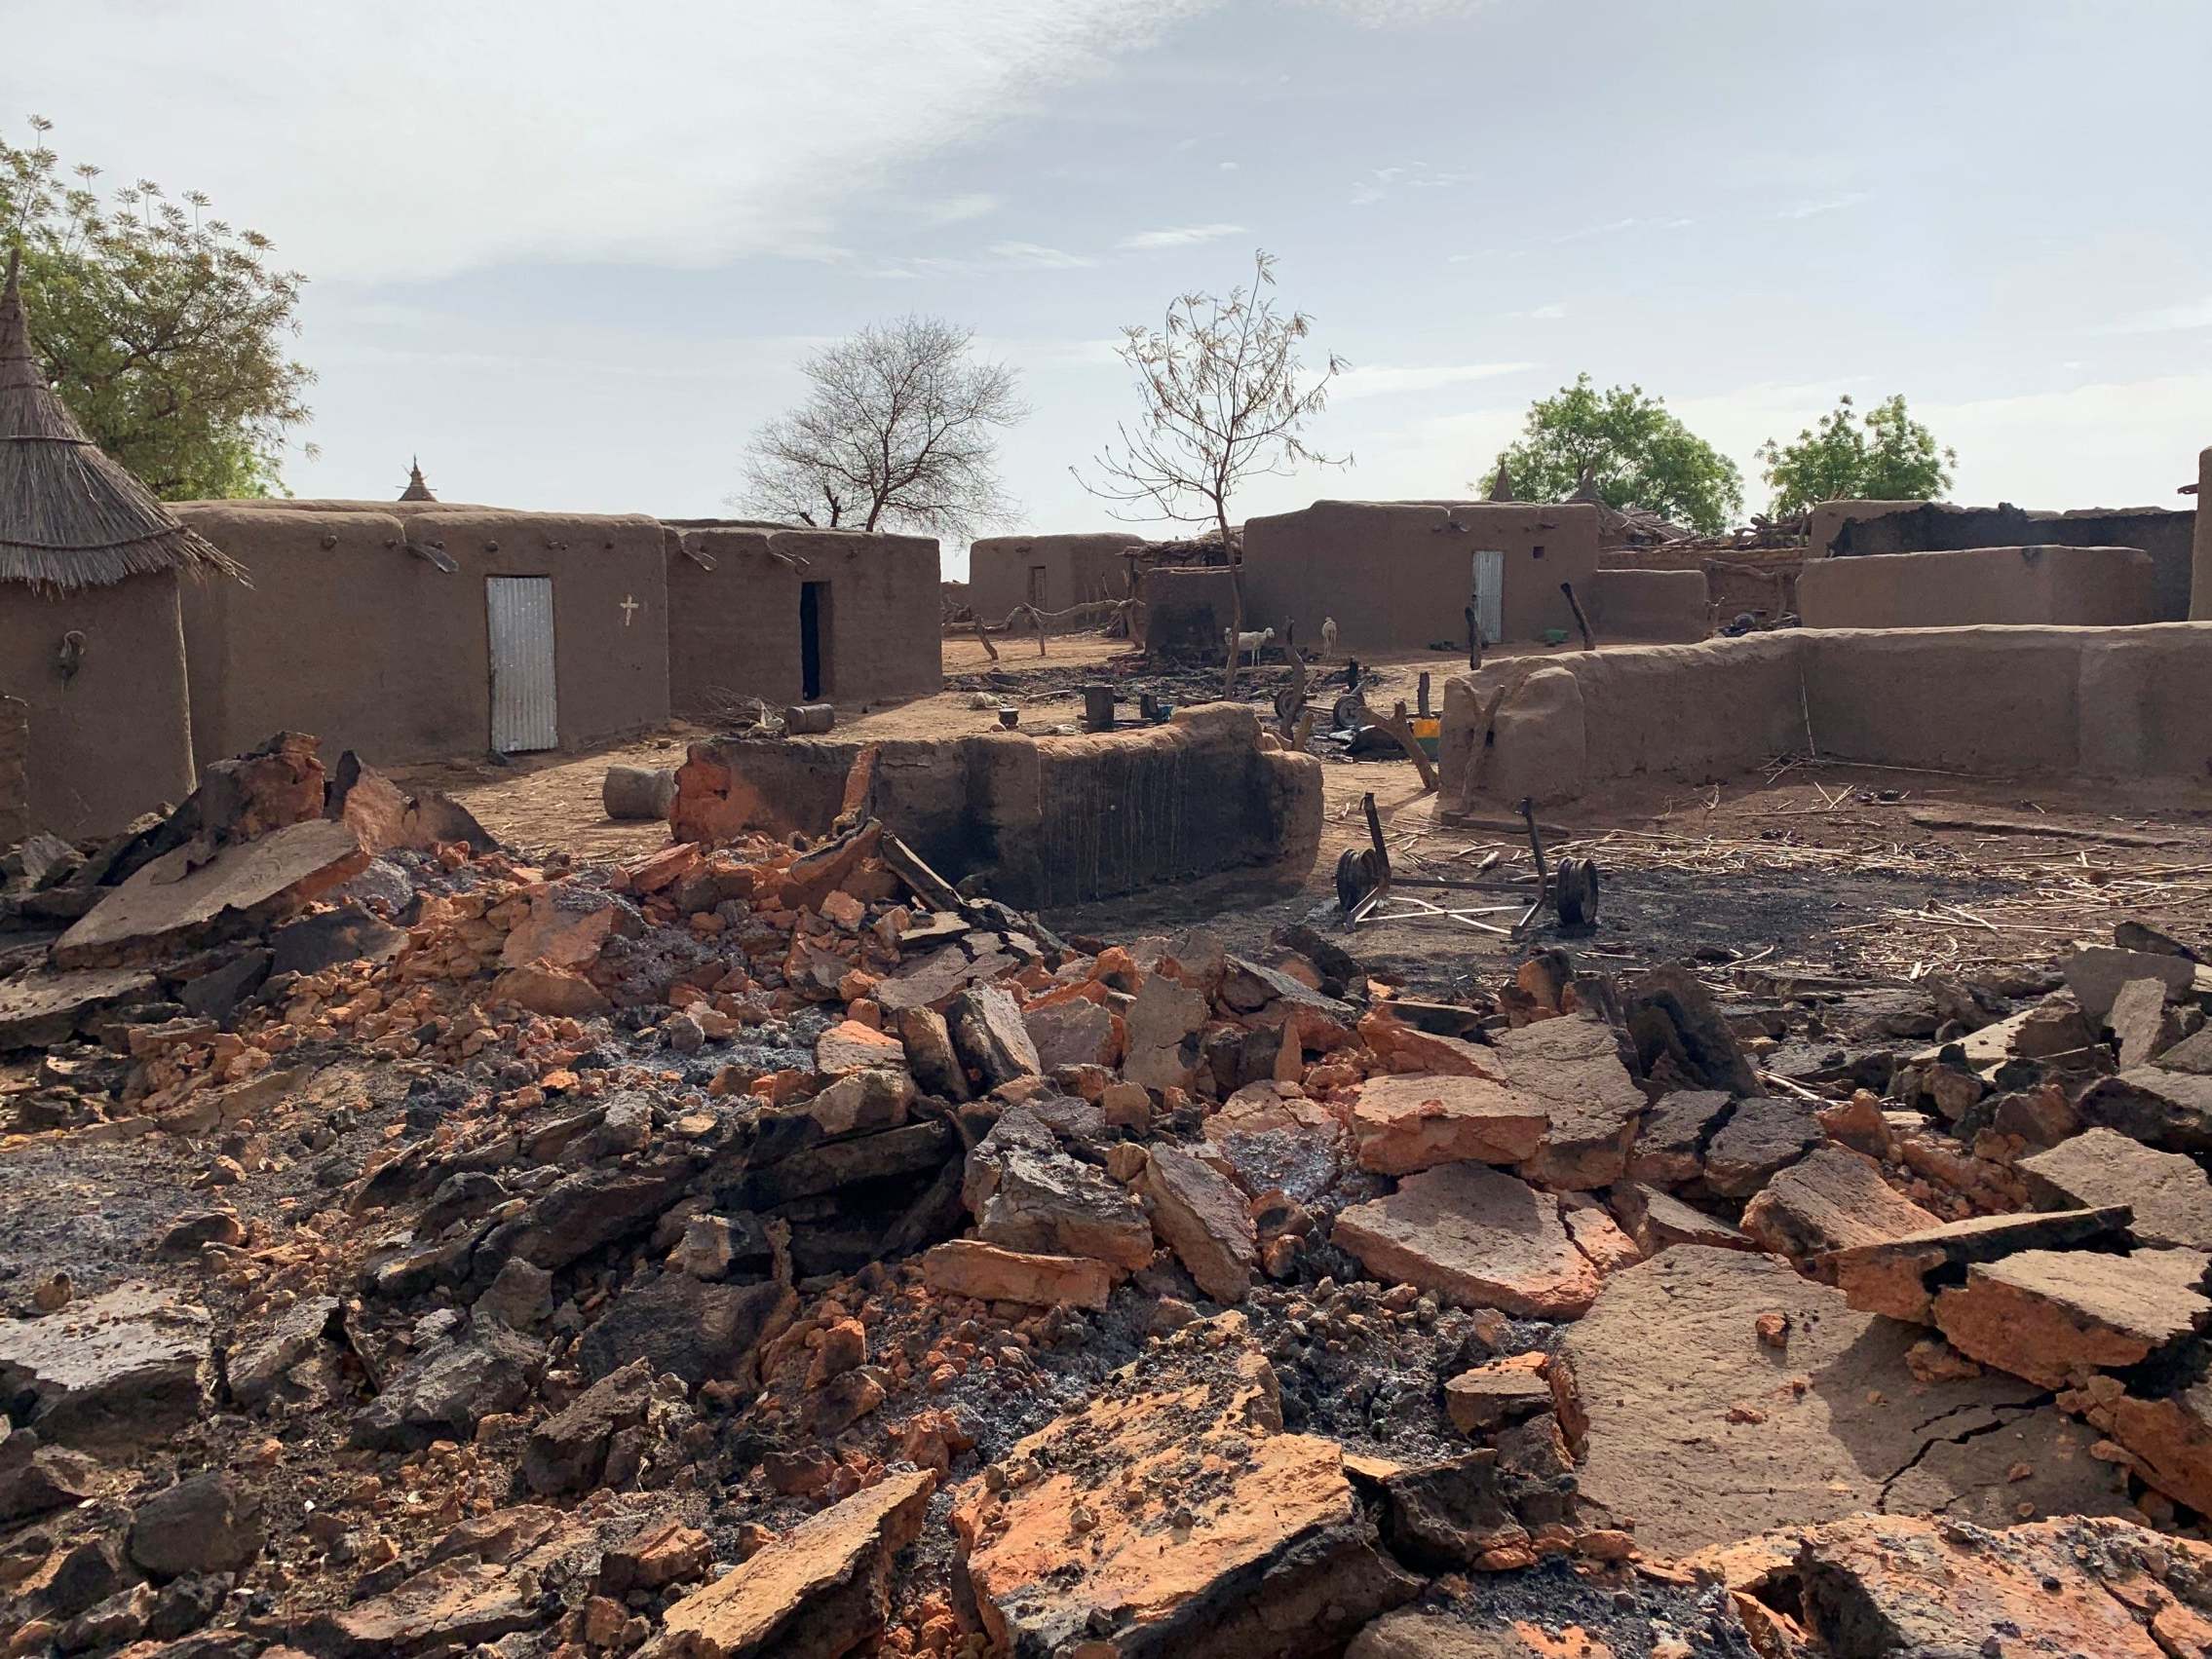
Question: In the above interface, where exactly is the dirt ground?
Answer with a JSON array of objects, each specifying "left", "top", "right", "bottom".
[{"left": 399, "top": 631, "right": 2212, "bottom": 999}]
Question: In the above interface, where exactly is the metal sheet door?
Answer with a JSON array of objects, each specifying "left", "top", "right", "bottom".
[
  {"left": 1470, "top": 549, "right": 1506, "bottom": 645},
  {"left": 486, "top": 576, "right": 558, "bottom": 753}
]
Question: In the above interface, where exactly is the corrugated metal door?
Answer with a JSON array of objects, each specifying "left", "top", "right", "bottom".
[
  {"left": 486, "top": 577, "right": 558, "bottom": 753},
  {"left": 1470, "top": 549, "right": 1506, "bottom": 645}
]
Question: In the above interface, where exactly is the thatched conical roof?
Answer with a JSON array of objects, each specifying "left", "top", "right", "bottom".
[
  {"left": 1487, "top": 460, "right": 1514, "bottom": 501},
  {"left": 399, "top": 455, "right": 437, "bottom": 502},
  {"left": 0, "top": 248, "right": 244, "bottom": 593}
]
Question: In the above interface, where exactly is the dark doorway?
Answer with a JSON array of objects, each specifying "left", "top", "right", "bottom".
[{"left": 800, "top": 581, "right": 830, "bottom": 700}]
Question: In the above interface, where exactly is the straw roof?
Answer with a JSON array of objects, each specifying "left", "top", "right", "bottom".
[
  {"left": 1567, "top": 463, "right": 1685, "bottom": 547},
  {"left": 0, "top": 248, "right": 244, "bottom": 593},
  {"left": 1486, "top": 460, "right": 1514, "bottom": 501},
  {"left": 399, "top": 456, "right": 437, "bottom": 502}
]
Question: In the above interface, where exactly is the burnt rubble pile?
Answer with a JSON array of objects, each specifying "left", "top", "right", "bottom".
[{"left": 8, "top": 738, "right": 2212, "bottom": 1656}]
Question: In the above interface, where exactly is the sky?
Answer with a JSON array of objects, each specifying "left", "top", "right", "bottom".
[{"left": 11, "top": 0, "right": 2211, "bottom": 577}]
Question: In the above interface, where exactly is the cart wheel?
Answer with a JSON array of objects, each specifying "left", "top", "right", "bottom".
[
  {"left": 1554, "top": 856, "right": 1601, "bottom": 927},
  {"left": 1335, "top": 847, "right": 1381, "bottom": 915}
]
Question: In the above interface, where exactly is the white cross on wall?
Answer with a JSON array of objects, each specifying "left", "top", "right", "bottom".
[{"left": 620, "top": 595, "right": 640, "bottom": 626}]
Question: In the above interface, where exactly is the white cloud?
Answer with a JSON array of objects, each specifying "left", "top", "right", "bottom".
[
  {"left": 8, "top": 0, "right": 1202, "bottom": 283},
  {"left": 1118, "top": 222, "right": 1247, "bottom": 250},
  {"left": 1301, "top": 0, "right": 1495, "bottom": 24},
  {"left": 1918, "top": 375, "right": 2212, "bottom": 508},
  {"left": 1332, "top": 361, "right": 1535, "bottom": 399},
  {"left": 986, "top": 242, "right": 1097, "bottom": 269},
  {"left": 2103, "top": 296, "right": 2212, "bottom": 335},
  {"left": 1551, "top": 215, "right": 1695, "bottom": 243},
  {"left": 1776, "top": 191, "right": 1871, "bottom": 220},
  {"left": 864, "top": 241, "right": 1098, "bottom": 278},
  {"left": 1514, "top": 302, "right": 1567, "bottom": 320},
  {"left": 1351, "top": 162, "right": 1472, "bottom": 206},
  {"left": 912, "top": 193, "right": 1002, "bottom": 226},
  {"left": 1218, "top": 160, "right": 1240, "bottom": 171}
]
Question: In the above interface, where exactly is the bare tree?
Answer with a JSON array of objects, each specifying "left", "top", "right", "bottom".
[
  {"left": 1078, "top": 249, "right": 1345, "bottom": 694},
  {"left": 733, "top": 315, "right": 1025, "bottom": 538}
]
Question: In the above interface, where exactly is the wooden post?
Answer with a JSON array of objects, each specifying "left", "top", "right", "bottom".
[
  {"left": 1376, "top": 698, "right": 1437, "bottom": 794},
  {"left": 1465, "top": 607, "right": 1482, "bottom": 669},
  {"left": 1559, "top": 582, "right": 1596, "bottom": 652},
  {"left": 1416, "top": 671, "right": 1431, "bottom": 718},
  {"left": 972, "top": 621, "right": 999, "bottom": 662}
]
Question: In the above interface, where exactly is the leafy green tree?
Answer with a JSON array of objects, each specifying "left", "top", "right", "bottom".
[
  {"left": 1488, "top": 373, "right": 1742, "bottom": 535},
  {"left": 1, "top": 116, "right": 313, "bottom": 499},
  {"left": 1757, "top": 394, "right": 1955, "bottom": 515}
]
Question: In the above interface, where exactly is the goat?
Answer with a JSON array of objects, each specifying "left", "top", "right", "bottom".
[
  {"left": 1224, "top": 624, "right": 1275, "bottom": 665},
  {"left": 1319, "top": 617, "right": 1338, "bottom": 660}
]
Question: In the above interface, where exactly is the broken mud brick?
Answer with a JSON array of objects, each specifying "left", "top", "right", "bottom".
[
  {"left": 2019, "top": 1127, "right": 2212, "bottom": 1251},
  {"left": 1334, "top": 1164, "right": 1601, "bottom": 1318},
  {"left": 1822, "top": 1207, "right": 2133, "bottom": 1323}
]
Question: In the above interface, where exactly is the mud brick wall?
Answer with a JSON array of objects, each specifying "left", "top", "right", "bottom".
[
  {"left": 671, "top": 703, "right": 1321, "bottom": 909},
  {"left": 1240, "top": 500, "right": 1602, "bottom": 651},
  {"left": 1810, "top": 499, "right": 2195, "bottom": 622},
  {"left": 1442, "top": 624, "right": 2212, "bottom": 808},
  {"left": 177, "top": 503, "right": 668, "bottom": 768},
  {"left": 0, "top": 573, "right": 197, "bottom": 841},
  {"left": 0, "top": 694, "right": 28, "bottom": 848},
  {"left": 1141, "top": 565, "right": 1241, "bottom": 660},
  {"left": 968, "top": 533, "right": 1144, "bottom": 624},
  {"left": 1799, "top": 545, "right": 2157, "bottom": 629},
  {"left": 663, "top": 523, "right": 939, "bottom": 716},
  {"left": 1581, "top": 568, "right": 1710, "bottom": 642}
]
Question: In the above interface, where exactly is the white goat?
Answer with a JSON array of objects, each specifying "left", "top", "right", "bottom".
[
  {"left": 1224, "top": 624, "right": 1275, "bottom": 665},
  {"left": 1319, "top": 617, "right": 1339, "bottom": 660}
]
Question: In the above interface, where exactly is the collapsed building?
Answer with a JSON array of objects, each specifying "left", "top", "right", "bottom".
[{"left": 10, "top": 714, "right": 2212, "bottom": 1656}]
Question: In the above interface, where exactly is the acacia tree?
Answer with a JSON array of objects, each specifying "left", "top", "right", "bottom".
[
  {"left": 1, "top": 116, "right": 313, "bottom": 499},
  {"left": 1080, "top": 249, "right": 1345, "bottom": 695},
  {"left": 734, "top": 316, "right": 1024, "bottom": 539},
  {"left": 1488, "top": 373, "right": 1742, "bottom": 535},
  {"left": 1758, "top": 394, "right": 1955, "bottom": 515}
]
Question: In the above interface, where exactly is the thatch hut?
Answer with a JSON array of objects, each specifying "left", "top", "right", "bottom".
[
  {"left": 0, "top": 251, "right": 241, "bottom": 840},
  {"left": 399, "top": 457, "right": 437, "bottom": 502}
]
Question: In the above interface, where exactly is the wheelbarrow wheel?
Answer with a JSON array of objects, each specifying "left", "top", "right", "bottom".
[
  {"left": 1335, "top": 847, "right": 1381, "bottom": 915},
  {"left": 1554, "top": 856, "right": 1600, "bottom": 927}
]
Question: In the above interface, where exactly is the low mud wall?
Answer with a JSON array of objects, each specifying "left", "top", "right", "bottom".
[
  {"left": 1582, "top": 568, "right": 1709, "bottom": 642},
  {"left": 670, "top": 703, "right": 1321, "bottom": 909},
  {"left": 1442, "top": 625, "right": 2212, "bottom": 807},
  {"left": 1799, "top": 545, "right": 2156, "bottom": 629}
]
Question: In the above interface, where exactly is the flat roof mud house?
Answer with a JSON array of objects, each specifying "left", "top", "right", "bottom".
[
  {"left": 0, "top": 253, "right": 243, "bottom": 839},
  {"left": 1240, "top": 499, "right": 1604, "bottom": 651},
  {"left": 173, "top": 501, "right": 668, "bottom": 768},
  {"left": 967, "top": 532, "right": 1144, "bottom": 623},
  {"left": 661, "top": 521, "right": 941, "bottom": 716}
]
